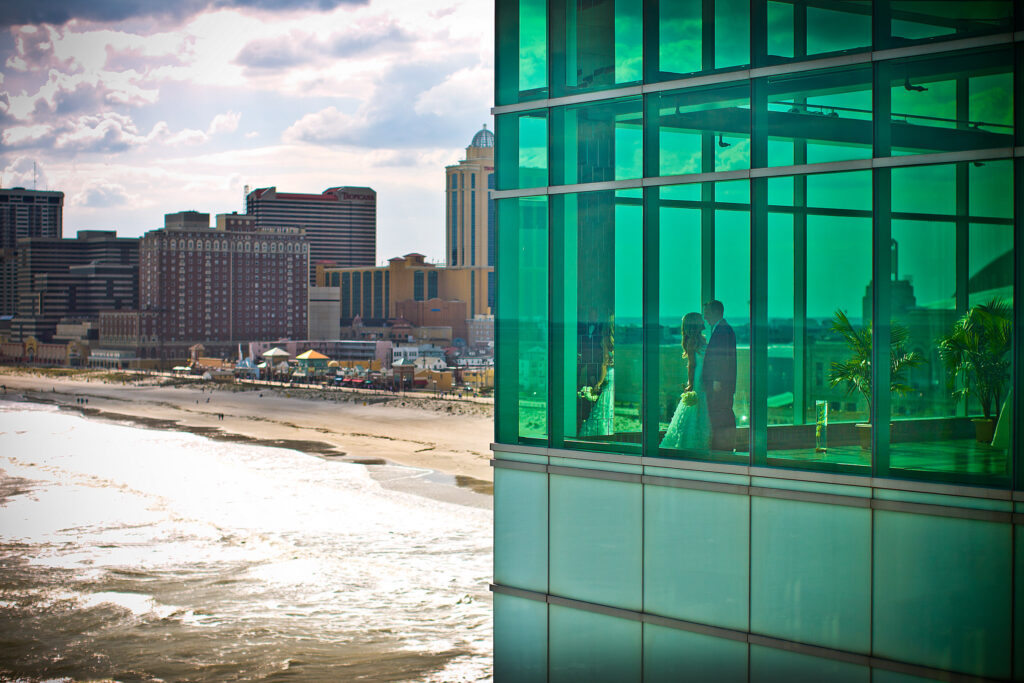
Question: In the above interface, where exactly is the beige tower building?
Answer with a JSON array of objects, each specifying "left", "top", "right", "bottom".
[{"left": 445, "top": 126, "right": 495, "bottom": 308}]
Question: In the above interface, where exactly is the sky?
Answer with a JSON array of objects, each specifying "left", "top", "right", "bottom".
[{"left": 0, "top": 0, "right": 494, "bottom": 264}]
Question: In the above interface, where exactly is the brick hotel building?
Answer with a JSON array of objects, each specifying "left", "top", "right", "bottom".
[
  {"left": 119, "top": 211, "right": 308, "bottom": 361},
  {"left": 246, "top": 186, "right": 376, "bottom": 284}
]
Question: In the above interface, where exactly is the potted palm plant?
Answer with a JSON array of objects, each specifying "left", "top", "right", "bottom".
[
  {"left": 827, "top": 309, "right": 925, "bottom": 450},
  {"left": 937, "top": 299, "right": 1012, "bottom": 444}
]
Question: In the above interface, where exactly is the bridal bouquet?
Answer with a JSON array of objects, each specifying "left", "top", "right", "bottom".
[
  {"left": 578, "top": 385, "right": 599, "bottom": 402},
  {"left": 680, "top": 391, "right": 698, "bottom": 407}
]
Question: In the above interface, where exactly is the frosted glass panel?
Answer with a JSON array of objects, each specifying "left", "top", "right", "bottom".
[
  {"left": 550, "top": 474, "right": 642, "bottom": 610},
  {"left": 494, "top": 594, "right": 547, "bottom": 683},
  {"left": 751, "top": 497, "right": 870, "bottom": 651},
  {"left": 494, "top": 468, "right": 548, "bottom": 592},
  {"left": 644, "top": 485, "right": 749, "bottom": 630},
  {"left": 874, "top": 510, "right": 1012, "bottom": 679},
  {"left": 643, "top": 624, "right": 747, "bottom": 683},
  {"left": 549, "top": 604, "right": 640, "bottom": 683}
]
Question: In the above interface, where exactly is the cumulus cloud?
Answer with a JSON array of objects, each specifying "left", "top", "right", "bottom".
[
  {"left": 414, "top": 65, "right": 492, "bottom": 118},
  {"left": 207, "top": 111, "right": 240, "bottom": 135},
  {"left": 235, "top": 20, "right": 411, "bottom": 71},
  {"left": 53, "top": 112, "right": 146, "bottom": 152},
  {"left": 2, "top": 156, "right": 50, "bottom": 190},
  {"left": 0, "top": 0, "right": 369, "bottom": 28},
  {"left": 5, "top": 69, "right": 158, "bottom": 121},
  {"left": 73, "top": 180, "right": 133, "bottom": 207}
]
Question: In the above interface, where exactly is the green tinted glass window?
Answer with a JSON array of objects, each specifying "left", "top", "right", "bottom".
[
  {"left": 550, "top": 0, "right": 641, "bottom": 98},
  {"left": 557, "top": 190, "right": 643, "bottom": 451},
  {"left": 647, "top": 82, "right": 750, "bottom": 178},
  {"left": 496, "top": 110, "right": 548, "bottom": 190},
  {"left": 551, "top": 97, "right": 642, "bottom": 186},
  {"left": 757, "top": 64, "right": 872, "bottom": 168},
  {"left": 881, "top": 0, "right": 1013, "bottom": 49},
  {"left": 496, "top": 196, "right": 549, "bottom": 444},
  {"left": 880, "top": 48, "right": 1013, "bottom": 157},
  {"left": 759, "top": 0, "right": 870, "bottom": 67},
  {"left": 495, "top": 0, "right": 549, "bottom": 105},
  {"left": 762, "top": 170, "right": 873, "bottom": 471},
  {"left": 648, "top": 0, "right": 749, "bottom": 82},
  {"left": 885, "top": 161, "right": 1014, "bottom": 485},
  {"left": 751, "top": 644, "right": 869, "bottom": 683},
  {"left": 655, "top": 180, "right": 750, "bottom": 461}
]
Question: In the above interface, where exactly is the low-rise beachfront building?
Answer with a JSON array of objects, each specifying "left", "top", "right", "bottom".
[{"left": 492, "top": 2, "right": 1021, "bottom": 682}]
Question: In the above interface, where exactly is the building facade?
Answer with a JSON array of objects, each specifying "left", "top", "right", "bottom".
[
  {"left": 0, "top": 188, "right": 64, "bottom": 316},
  {"left": 246, "top": 186, "right": 376, "bottom": 283},
  {"left": 493, "top": 2, "right": 1021, "bottom": 682},
  {"left": 446, "top": 127, "right": 497, "bottom": 307},
  {"left": 129, "top": 211, "right": 308, "bottom": 361},
  {"left": 318, "top": 252, "right": 492, "bottom": 326},
  {"left": 9, "top": 230, "right": 138, "bottom": 342}
]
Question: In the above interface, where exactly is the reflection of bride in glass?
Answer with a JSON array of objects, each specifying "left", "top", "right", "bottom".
[
  {"left": 578, "top": 315, "right": 614, "bottom": 437},
  {"left": 660, "top": 312, "right": 711, "bottom": 451}
]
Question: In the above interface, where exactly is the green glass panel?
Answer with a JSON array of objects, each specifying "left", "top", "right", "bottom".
[
  {"left": 643, "top": 624, "right": 747, "bottom": 683},
  {"left": 871, "top": 671, "right": 934, "bottom": 683},
  {"left": 886, "top": 162, "right": 1013, "bottom": 484},
  {"left": 759, "top": 64, "right": 872, "bottom": 168},
  {"left": 649, "top": 83, "right": 751, "bottom": 178},
  {"left": 549, "top": 604, "right": 641, "bottom": 683},
  {"left": 762, "top": 1, "right": 870, "bottom": 67},
  {"left": 549, "top": 474, "right": 642, "bottom": 610},
  {"left": 496, "top": 197, "right": 549, "bottom": 444},
  {"left": 559, "top": 191, "right": 643, "bottom": 451},
  {"left": 656, "top": 0, "right": 701, "bottom": 78},
  {"left": 1016, "top": 526, "right": 1024, "bottom": 682},
  {"left": 494, "top": 593, "right": 548, "bottom": 683},
  {"left": 751, "top": 497, "right": 871, "bottom": 652},
  {"left": 885, "top": 1, "right": 1012, "bottom": 49},
  {"left": 552, "top": 98, "right": 643, "bottom": 186},
  {"left": 551, "top": 0, "right": 642, "bottom": 97},
  {"left": 644, "top": 486, "right": 749, "bottom": 630},
  {"left": 714, "top": 0, "right": 749, "bottom": 70},
  {"left": 751, "top": 644, "right": 868, "bottom": 683},
  {"left": 873, "top": 510, "right": 1012, "bottom": 678},
  {"left": 496, "top": 110, "right": 548, "bottom": 191},
  {"left": 496, "top": 0, "right": 549, "bottom": 105},
  {"left": 883, "top": 48, "right": 1013, "bottom": 157},
  {"left": 494, "top": 468, "right": 548, "bottom": 592}
]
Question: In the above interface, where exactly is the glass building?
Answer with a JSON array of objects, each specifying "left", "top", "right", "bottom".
[{"left": 492, "top": 2, "right": 1021, "bottom": 681}]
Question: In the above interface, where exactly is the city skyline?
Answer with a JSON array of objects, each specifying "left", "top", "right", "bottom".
[{"left": 0, "top": 0, "right": 493, "bottom": 263}]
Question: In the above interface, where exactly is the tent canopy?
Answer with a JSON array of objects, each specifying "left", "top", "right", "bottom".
[
  {"left": 262, "top": 347, "right": 290, "bottom": 359},
  {"left": 296, "top": 349, "right": 329, "bottom": 360}
]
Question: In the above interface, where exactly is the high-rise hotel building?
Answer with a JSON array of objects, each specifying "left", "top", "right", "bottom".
[
  {"left": 246, "top": 186, "right": 376, "bottom": 284},
  {"left": 1, "top": 188, "right": 63, "bottom": 316},
  {"left": 492, "top": 2, "right": 1020, "bottom": 682},
  {"left": 446, "top": 127, "right": 496, "bottom": 308},
  {"left": 131, "top": 211, "right": 308, "bottom": 360}
]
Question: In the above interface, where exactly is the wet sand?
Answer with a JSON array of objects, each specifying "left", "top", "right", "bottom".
[{"left": 0, "top": 369, "right": 495, "bottom": 495}]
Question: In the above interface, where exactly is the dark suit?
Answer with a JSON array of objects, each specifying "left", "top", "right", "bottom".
[{"left": 703, "top": 319, "right": 737, "bottom": 451}]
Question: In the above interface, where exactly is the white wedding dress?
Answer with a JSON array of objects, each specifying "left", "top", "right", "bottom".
[
  {"left": 660, "top": 349, "right": 711, "bottom": 451},
  {"left": 579, "top": 367, "right": 615, "bottom": 437}
]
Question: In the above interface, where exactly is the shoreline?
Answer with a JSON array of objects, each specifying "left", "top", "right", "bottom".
[{"left": 0, "top": 368, "right": 495, "bottom": 501}]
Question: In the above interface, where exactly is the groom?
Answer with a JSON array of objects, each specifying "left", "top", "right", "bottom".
[{"left": 702, "top": 300, "right": 737, "bottom": 451}]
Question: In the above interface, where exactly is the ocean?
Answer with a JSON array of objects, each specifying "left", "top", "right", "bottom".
[{"left": 0, "top": 400, "right": 493, "bottom": 682}]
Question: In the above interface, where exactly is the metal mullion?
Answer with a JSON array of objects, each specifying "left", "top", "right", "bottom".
[
  {"left": 751, "top": 177, "right": 769, "bottom": 465},
  {"left": 549, "top": 193, "right": 565, "bottom": 450},
  {"left": 642, "top": 187, "right": 660, "bottom": 458},
  {"left": 872, "top": 167, "right": 892, "bottom": 479}
]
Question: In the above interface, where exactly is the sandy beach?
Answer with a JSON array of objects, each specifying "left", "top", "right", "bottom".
[{"left": 0, "top": 367, "right": 495, "bottom": 493}]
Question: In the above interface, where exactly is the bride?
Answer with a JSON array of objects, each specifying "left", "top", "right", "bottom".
[{"left": 660, "top": 312, "right": 711, "bottom": 451}]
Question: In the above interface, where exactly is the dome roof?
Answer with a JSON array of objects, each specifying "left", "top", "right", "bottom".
[{"left": 470, "top": 125, "right": 494, "bottom": 148}]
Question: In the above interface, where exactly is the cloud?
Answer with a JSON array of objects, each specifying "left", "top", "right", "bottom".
[
  {"left": 2, "top": 156, "right": 50, "bottom": 190},
  {"left": 207, "top": 110, "right": 240, "bottom": 135},
  {"left": 53, "top": 112, "right": 146, "bottom": 152},
  {"left": 414, "top": 65, "right": 492, "bottom": 118},
  {"left": 74, "top": 180, "right": 133, "bottom": 207},
  {"left": 235, "top": 21, "right": 411, "bottom": 71},
  {"left": 1, "top": 124, "right": 53, "bottom": 148},
  {"left": 5, "top": 69, "right": 158, "bottom": 122},
  {"left": 0, "top": 0, "right": 369, "bottom": 28}
]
